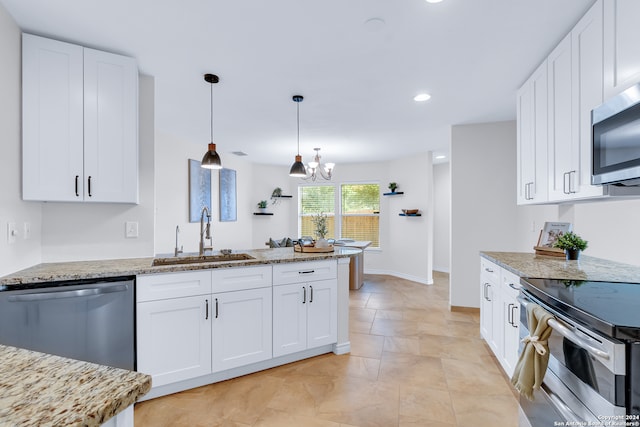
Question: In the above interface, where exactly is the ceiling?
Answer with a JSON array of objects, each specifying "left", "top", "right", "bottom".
[{"left": 1, "top": 0, "right": 594, "bottom": 166}]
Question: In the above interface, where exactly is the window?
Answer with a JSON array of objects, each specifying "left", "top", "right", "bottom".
[
  {"left": 298, "top": 183, "right": 380, "bottom": 248},
  {"left": 341, "top": 183, "right": 379, "bottom": 247},
  {"left": 299, "top": 185, "right": 335, "bottom": 238}
]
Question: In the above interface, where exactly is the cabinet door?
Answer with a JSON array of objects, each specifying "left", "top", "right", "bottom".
[
  {"left": 212, "top": 287, "right": 272, "bottom": 372},
  {"left": 306, "top": 279, "right": 337, "bottom": 349},
  {"left": 604, "top": 0, "right": 640, "bottom": 99},
  {"left": 502, "top": 294, "right": 520, "bottom": 377},
  {"left": 22, "top": 34, "right": 84, "bottom": 202},
  {"left": 83, "top": 48, "right": 139, "bottom": 203},
  {"left": 572, "top": 0, "right": 606, "bottom": 199},
  {"left": 137, "top": 296, "right": 211, "bottom": 387},
  {"left": 548, "top": 33, "right": 576, "bottom": 201},
  {"left": 517, "top": 61, "right": 548, "bottom": 205},
  {"left": 273, "top": 283, "right": 307, "bottom": 357}
]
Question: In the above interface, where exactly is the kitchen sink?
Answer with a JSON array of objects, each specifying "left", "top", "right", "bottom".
[{"left": 152, "top": 253, "right": 255, "bottom": 266}]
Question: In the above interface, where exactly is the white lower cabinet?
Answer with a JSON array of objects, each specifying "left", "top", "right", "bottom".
[
  {"left": 136, "top": 271, "right": 212, "bottom": 387},
  {"left": 212, "top": 286, "right": 272, "bottom": 372},
  {"left": 137, "top": 261, "right": 340, "bottom": 398},
  {"left": 479, "top": 258, "right": 520, "bottom": 378},
  {"left": 272, "top": 279, "right": 337, "bottom": 357}
]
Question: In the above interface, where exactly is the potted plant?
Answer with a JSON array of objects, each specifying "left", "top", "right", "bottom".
[
  {"left": 257, "top": 200, "right": 268, "bottom": 213},
  {"left": 311, "top": 212, "right": 329, "bottom": 247},
  {"left": 553, "top": 231, "right": 588, "bottom": 260},
  {"left": 388, "top": 182, "right": 398, "bottom": 193}
]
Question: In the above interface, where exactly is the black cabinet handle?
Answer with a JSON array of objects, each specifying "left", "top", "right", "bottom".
[
  {"left": 302, "top": 286, "right": 306, "bottom": 304},
  {"left": 299, "top": 270, "right": 315, "bottom": 275},
  {"left": 87, "top": 176, "right": 92, "bottom": 197},
  {"left": 205, "top": 299, "right": 209, "bottom": 320},
  {"left": 75, "top": 175, "right": 79, "bottom": 197},
  {"left": 309, "top": 285, "right": 313, "bottom": 303},
  {"left": 215, "top": 298, "right": 219, "bottom": 318}
]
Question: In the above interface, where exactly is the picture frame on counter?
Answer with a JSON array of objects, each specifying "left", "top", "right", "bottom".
[{"left": 534, "top": 221, "right": 572, "bottom": 257}]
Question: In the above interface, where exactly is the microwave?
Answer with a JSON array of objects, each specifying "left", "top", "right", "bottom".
[{"left": 592, "top": 83, "right": 640, "bottom": 186}]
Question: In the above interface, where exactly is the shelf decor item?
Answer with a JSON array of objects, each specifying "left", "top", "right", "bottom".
[
  {"left": 388, "top": 182, "right": 398, "bottom": 192},
  {"left": 257, "top": 200, "right": 268, "bottom": 214},
  {"left": 553, "top": 231, "right": 588, "bottom": 260},
  {"left": 533, "top": 222, "right": 572, "bottom": 257}
]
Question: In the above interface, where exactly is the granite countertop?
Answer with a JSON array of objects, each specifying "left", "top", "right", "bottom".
[
  {"left": 0, "top": 345, "right": 151, "bottom": 427},
  {"left": 0, "top": 247, "right": 361, "bottom": 287},
  {"left": 481, "top": 251, "right": 640, "bottom": 282}
]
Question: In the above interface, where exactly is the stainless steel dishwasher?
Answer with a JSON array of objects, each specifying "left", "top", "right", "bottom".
[{"left": 0, "top": 277, "right": 135, "bottom": 370}]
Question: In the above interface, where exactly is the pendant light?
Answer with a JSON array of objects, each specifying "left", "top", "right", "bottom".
[
  {"left": 289, "top": 95, "right": 307, "bottom": 177},
  {"left": 201, "top": 73, "right": 222, "bottom": 169}
]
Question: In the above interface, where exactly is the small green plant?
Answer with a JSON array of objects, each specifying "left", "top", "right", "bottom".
[
  {"left": 553, "top": 231, "right": 588, "bottom": 251},
  {"left": 257, "top": 200, "right": 268, "bottom": 209},
  {"left": 312, "top": 212, "right": 328, "bottom": 239},
  {"left": 388, "top": 182, "right": 398, "bottom": 192}
]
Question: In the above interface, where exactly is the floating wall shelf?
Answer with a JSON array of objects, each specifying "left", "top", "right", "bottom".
[
  {"left": 399, "top": 213, "right": 421, "bottom": 217},
  {"left": 271, "top": 195, "right": 293, "bottom": 198},
  {"left": 383, "top": 192, "right": 404, "bottom": 196},
  {"left": 253, "top": 212, "right": 274, "bottom": 216}
]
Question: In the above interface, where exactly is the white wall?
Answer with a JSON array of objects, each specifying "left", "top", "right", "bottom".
[
  {"left": 40, "top": 75, "right": 156, "bottom": 262},
  {"left": 433, "top": 162, "right": 450, "bottom": 273},
  {"left": 0, "top": 4, "right": 42, "bottom": 276},
  {"left": 450, "top": 121, "right": 518, "bottom": 308},
  {"left": 154, "top": 132, "right": 255, "bottom": 254}
]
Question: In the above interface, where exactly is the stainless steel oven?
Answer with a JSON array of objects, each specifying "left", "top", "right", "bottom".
[{"left": 518, "top": 278, "right": 640, "bottom": 427}]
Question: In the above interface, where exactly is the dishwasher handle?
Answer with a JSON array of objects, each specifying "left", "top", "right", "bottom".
[{"left": 7, "top": 284, "right": 129, "bottom": 302}]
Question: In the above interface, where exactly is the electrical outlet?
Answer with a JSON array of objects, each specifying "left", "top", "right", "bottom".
[
  {"left": 125, "top": 221, "right": 139, "bottom": 238},
  {"left": 7, "top": 222, "right": 17, "bottom": 244}
]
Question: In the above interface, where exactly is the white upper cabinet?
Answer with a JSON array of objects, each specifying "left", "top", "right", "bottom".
[
  {"left": 22, "top": 34, "right": 139, "bottom": 203},
  {"left": 547, "top": 33, "right": 576, "bottom": 201},
  {"left": 517, "top": 60, "right": 548, "bottom": 205},
  {"left": 603, "top": 0, "right": 640, "bottom": 99},
  {"left": 571, "top": 0, "right": 605, "bottom": 199}
]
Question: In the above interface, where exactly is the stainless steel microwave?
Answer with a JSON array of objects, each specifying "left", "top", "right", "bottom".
[{"left": 592, "top": 83, "right": 640, "bottom": 186}]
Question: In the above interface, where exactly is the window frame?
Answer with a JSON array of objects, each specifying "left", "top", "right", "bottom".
[{"left": 298, "top": 181, "right": 380, "bottom": 249}]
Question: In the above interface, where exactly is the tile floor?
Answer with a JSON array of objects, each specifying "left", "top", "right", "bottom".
[{"left": 134, "top": 272, "right": 520, "bottom": 427}]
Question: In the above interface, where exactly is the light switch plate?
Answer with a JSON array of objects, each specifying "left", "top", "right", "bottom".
[
  {"left": 23, "top": 222, "right": 31, "bottom": 240},
  {"left": 7, "top": 222, "right": 17, "bottom": 244},
  {"left": 125, "top": 221, "right": 139, "bottom": 238}
]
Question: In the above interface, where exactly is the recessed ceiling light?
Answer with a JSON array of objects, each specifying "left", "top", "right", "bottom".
[
  {"left": 414, "top": 93, "right": 431, "bottom": 102},
  {"left": 425, "top": 0, "right": 444, "bottom": 3},
  {"left": 435, "top": 155, "right": 446, "bottom": 159}
]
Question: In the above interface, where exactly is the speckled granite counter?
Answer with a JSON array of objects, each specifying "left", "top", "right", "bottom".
[
  {"left": 0, "top": 247, "right": 360, "bottom": 288},
  {"left": 0, "top": 344, "right": 151, "bottom": 427},
  {"left": 481, "top": 251, "right": 640, "bottom": 282}
]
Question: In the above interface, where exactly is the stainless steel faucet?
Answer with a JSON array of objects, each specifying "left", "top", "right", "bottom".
[
  {"left": 174, "top": 225, "right": 183, "bottom": 257},
  {"left": 199, "top": 207, "right": 213, "bottom": 256}
]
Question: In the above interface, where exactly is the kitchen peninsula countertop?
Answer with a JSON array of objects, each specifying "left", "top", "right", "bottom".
[
  {"left": 481, "top": 251, "right": 640, "bottom": 282},
  {"left": 0, "top": 344, "right": 151, "bottom": 427},
  {"left": 0, "top": 247, "right": 361, "bottom": 287}
]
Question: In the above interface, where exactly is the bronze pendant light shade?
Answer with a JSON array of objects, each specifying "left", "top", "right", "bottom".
[
  {"left": 289, "top": 95, "right": 307, "bottom": 177},
  {"left": 201, "top": 73, "right": 222, "bottom": 169}
]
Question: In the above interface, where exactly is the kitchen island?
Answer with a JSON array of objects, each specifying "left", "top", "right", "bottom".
[
  {"left": 0, "top": 247, "right": 360, "bottom": 401},
  {"left": 0, "top": 344, "right": 151, "bottom": 427}
]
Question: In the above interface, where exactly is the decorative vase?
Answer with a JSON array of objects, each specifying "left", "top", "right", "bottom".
[
  {"left": 565, "top": 249, "right": 580, "bottom": 260},
  {"left": 258, "top": 207, "right": 267, "bottom": 214}
]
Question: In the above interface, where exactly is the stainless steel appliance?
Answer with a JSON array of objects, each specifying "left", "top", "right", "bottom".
[
  {"left": 0, "top": 277, "right": 135, "bottom": 370},
  {"left": 518, "top": 278, "right": 640, "bottom": 426},
  {"left": 592, "top": 83, "right": 640, "bottom": 186}
]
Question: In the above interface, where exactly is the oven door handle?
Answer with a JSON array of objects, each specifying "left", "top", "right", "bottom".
[
  {"left": 517, "top": 296, "right": 610, "bottom": 361},
  {"left": 542, "top": 382, "right": 588, "bottom": 424},
  {"left": 547, "top": 318, "right": 610, "bottom": 360}
]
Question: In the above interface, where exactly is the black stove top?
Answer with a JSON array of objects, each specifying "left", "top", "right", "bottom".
[{"left": 520, "top": 278, "right": 640, "bottom": 341}]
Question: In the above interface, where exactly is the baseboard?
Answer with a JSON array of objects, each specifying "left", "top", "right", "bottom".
[
  {"left": 364, "top": 269, "right": 433, "bottom": 285},
  {"left": 333, "top": 341, "right": 351, "bottom": 355},
  {"left": 450, "top": 305, "right": 480, "bottom": 314}
]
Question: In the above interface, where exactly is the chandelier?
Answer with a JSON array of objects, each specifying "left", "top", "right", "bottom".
[{"left": 303, "top": 148, "right": 335, "bottom": 181}]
